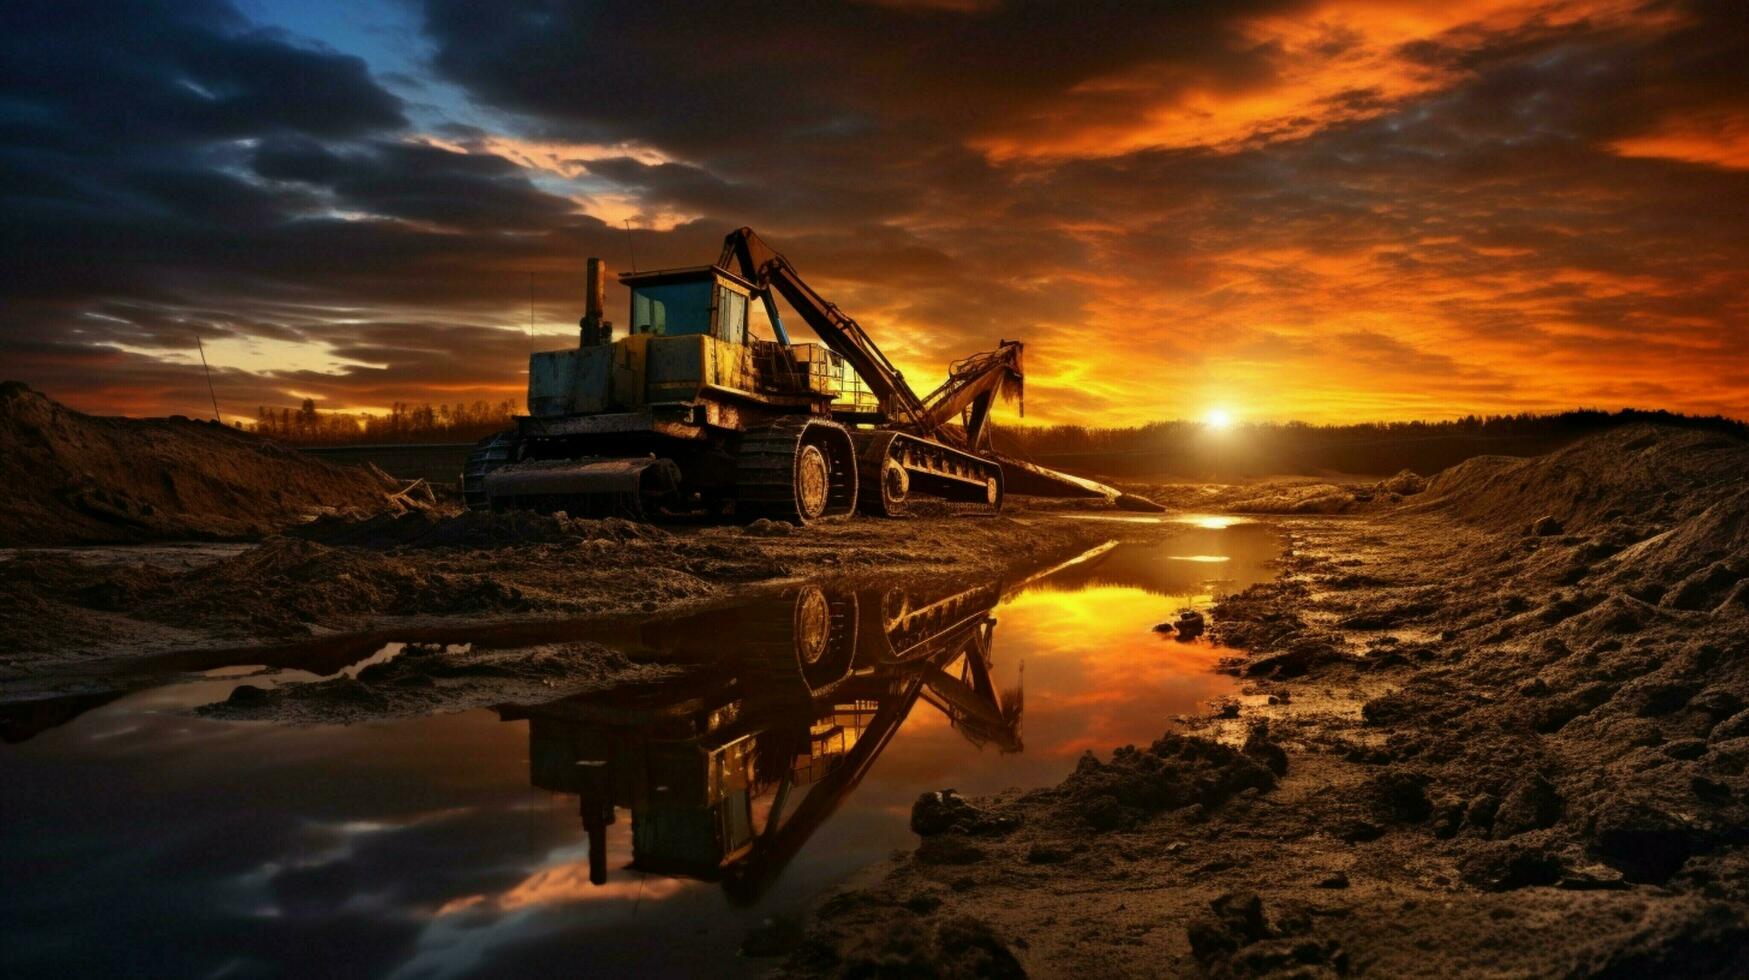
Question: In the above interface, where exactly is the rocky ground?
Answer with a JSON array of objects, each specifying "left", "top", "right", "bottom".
[{"left": 778, "top": 425, "right": 1749, "bottom": 978}]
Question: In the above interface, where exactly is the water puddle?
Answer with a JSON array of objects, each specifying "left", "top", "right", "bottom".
[{"left": 0, "top": 522, "right": 1281, "bottom": 977}]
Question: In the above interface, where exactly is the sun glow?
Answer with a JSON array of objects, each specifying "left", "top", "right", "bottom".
[{"left": 1203, "top": 408, "right": 1234, "bottom": 430}]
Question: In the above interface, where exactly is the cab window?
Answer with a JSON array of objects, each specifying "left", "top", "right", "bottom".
[{"left": 631, "top": 280, "right": 712, "bottom": 336}]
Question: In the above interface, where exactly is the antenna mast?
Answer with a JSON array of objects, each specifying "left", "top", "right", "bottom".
[{"left": 195, "top": 334, "right": 221, "bottom": 422}]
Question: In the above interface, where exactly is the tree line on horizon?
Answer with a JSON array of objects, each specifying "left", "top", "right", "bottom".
[
  {"left": 989, "top": 408, "right": 1749, "bottom": 478},
  {"left": 254, "top": 400, "right": 1746, "bottom": 475},
  {"left": 251, "top": 399, "right": 517, "bottom": 445}
]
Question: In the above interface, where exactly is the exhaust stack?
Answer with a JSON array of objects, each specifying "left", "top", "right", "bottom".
[{"left": 579, "top": 258, "right": 613, "bottom": 345}]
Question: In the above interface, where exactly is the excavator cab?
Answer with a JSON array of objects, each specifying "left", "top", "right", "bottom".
[{"left": 624, "top": 267, "right": 750, "bottom": 343}]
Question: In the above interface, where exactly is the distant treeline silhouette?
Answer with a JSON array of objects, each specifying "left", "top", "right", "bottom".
[
  {"left": 257, "top": 401, "right": 1746, "bottom": 476},
  {"left": 252, "top": 399, "right": 516, "bottom": 445},
  {"left": 990, "top": 409, "right": 1749, "bottom": 478}
]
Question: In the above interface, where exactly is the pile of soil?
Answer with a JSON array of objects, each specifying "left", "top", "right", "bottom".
[
  {"left": 782, "top": 425, "right": 1749, "bottom": 977},
  {"left": 0, "top": 383, "right": 401, "bottom": 545}
]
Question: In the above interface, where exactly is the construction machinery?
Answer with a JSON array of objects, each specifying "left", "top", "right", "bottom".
[
  {"left": 500, "top": 574, "right": 1019, "bottom": 901},
  {"left": 465, "top": 227, "right": 1158, "bottom": 522}
]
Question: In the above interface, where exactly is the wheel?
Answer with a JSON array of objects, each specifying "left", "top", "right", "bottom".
[
  {"left": 735, "top": 419, "right": 858, "bottom": 524},
  {"left": 795, "top": 444, "right": 830, "bottom": 522}
]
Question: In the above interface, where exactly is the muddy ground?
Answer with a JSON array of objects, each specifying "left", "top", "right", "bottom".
[
  {"left": 6, "top": 411, "right": 1746, "bottom": 976},
  {"left": 779, "top": 425, "right": 1749, "bottom": 978},
  {"left": 0, "top": 500, "right": 1110, "bottom": 709}
]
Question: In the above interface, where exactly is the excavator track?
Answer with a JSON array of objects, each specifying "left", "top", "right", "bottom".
[
  {"left": 735, "top": 417, "right": 857, "bottom": 524},
  {"left": 853, "top": 430, "right": 1002, "bottom": 515},
  {"left": 461, "top": 431, "right": 518, "bottom": 512}
]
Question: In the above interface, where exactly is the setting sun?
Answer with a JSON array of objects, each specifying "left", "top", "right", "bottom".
[{"left": 1203, "top": 408, "right": 1235, "bottom": 430}]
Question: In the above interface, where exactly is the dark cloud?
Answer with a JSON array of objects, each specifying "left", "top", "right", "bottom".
[{"left": 0, "top": 0, "right": 1746, "bottom": 423}]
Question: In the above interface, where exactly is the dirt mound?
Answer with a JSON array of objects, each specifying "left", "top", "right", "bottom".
[
  {"left": 0, "top": 382, "right": 400, "bottom": 546},
  {"left": 291, "top": 509, "right": 668, "bottom": 550},
  {"left": 136, "top": 537, "right": 540, "bottom": 636},
  {"left": 1414, "top": 424, "right": 1748, "bottom": 535}
]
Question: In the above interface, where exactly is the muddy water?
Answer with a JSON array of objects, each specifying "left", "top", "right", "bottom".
[{"left": 0, "top": 520, "right": 1280, "bottom": 978}]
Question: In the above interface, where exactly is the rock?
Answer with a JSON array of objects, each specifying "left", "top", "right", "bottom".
[
  {"left": 1364, "top": 769, "right": 1433, "bottom": 824},
  {"left": 916, "top": 835, "right": 987, "bottom": 866},
  {"left": 1462, "top": 793, "right": 1500, "bottom": 834},
  {"left": 1217, "top": 700, "right": 1242, "bottom": 719},
  {"left": 1691, "top": 689, "right": 1743, "bottom": 720},
  {"left": 1057, "top": 736, "right": 1275, "bottom": 832},
  {"left": 1246, "top": 639, "right": 1344, "bottom": 678},
  {"left": 1188, "top": 892, "right": 1346, "bottom": 976},
  {"left": 1431, "top": 800, "right": 1464, "bottom": 839},
  {"left": 1533, "top": 682, "right": 1616, "bottom": 733},
  {"left": 1187, "top": 891, "right": 1269, "bottom": 960},
  {"left": 1493, "top": 773, "right": 1563, "bottom": 836},
  {"left": 1630, "top": 681, "right": 1701, "bottom": 717},
  {"left": 1317, "top": 872, "right": 1350, "bottom": 889},
  {"left": 1530, "top": 515, "right": 1564, "bottom": 536},
  {"left": 911, "top": 789, "right": 973, "bottom": 836},
  {"left": 1664, "top": 562, "right": 1742, "bottom": 611},
  {"left": 225, "top": 683, "right": 269, "bottom": 704},
  {"left": 1556, "top": 864, "right": 1629, "bottom": 891},
  {"left": 1663, "top": 738, "right": 1708, "bottom": 760},
  {"left": 1079, "top": 795, "right": 1135, "bottom": 832},
  {"left": 1242, "top": 721, "right": 1289, "bottom": 777},
  {"left": 1459, "top": 843, "right": 1562, "bottom": 891},
  {"left": 1382, "top": 470, "right": 1426, "bottom": 495},
  {"left": 910, "top": 789, "right": 1017, "bottom": 837},
  {"left": 1710, "top": 710, "right": 1749, "bottom": 743},
  {"left": 1590, "top": 800, "right": 1693, "bottom": 883},
  {"left": 742, "top": 518, "right": 794, "bottom": 537},
  {"left": 1174, "top": 609, "right": 1206, "bottom": 640}
]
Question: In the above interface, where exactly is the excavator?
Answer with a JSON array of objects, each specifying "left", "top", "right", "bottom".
[
  {"left": 500, "top": 573, "right": 1021, "bottom": 902},
  {"left": 464, "top": 226, "right": 1158, "bottom": 522}
]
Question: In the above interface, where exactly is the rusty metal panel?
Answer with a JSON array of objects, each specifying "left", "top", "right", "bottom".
[
  {"left": 528, "top": 350, "right": 579, "bottom": 417},
  {"left": 647, "top": 335, "right": 706, "bottom": 403},
  {"left": 572, "top": 344, "right": 613, "bottom": 413},
  {"left": 613, "top": 335, "right": 648, "bottom": 409}
]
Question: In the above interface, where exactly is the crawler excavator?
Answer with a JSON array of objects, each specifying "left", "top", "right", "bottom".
[{"left": 463, "top": 227, "right": 1158, "bottom": 522}]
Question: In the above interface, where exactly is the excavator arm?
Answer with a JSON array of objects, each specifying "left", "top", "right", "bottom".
[
  {"left": 919, "top": 341, "right": 1024, "bottom": 451},
  {"left": 719, "top": 226, "right": 1163, "bottom": 513},
  {"left": 719, "top": 227, "right": 931, "bottom": 431}
]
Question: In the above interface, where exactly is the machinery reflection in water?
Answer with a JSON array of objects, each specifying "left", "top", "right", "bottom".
[{"left": 498, "top": 576, "right": 1023, "bottom": 903}]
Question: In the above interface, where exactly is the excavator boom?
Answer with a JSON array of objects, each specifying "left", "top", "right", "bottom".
[{"left": 719, "top": 226, "right": 1161, "bottom": 513}]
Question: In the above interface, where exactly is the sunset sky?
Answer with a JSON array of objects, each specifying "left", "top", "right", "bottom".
[{"left": 3, "top": 0, "right": 1745, "bottom": 427}]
